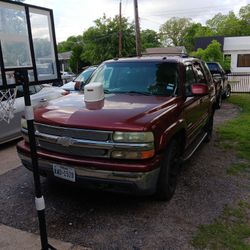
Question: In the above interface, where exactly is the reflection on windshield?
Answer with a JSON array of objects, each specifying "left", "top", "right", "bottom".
[{"left": 90, "top": 62, "right": 179, "bottom": 96}]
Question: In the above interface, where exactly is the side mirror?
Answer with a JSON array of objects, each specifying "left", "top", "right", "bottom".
[
  {"left": 225, "top": 69, "right": 231, "bottom": 74},
  {"left": 192, "top": 84, "right": 209, "bottom": 96},
  {"left": 74, "top": 81, "right": 81, "bottom": 91}
]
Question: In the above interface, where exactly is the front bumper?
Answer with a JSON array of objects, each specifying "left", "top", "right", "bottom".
[{"left": 17, "top": 141, "right": 162, "bottom": 195}]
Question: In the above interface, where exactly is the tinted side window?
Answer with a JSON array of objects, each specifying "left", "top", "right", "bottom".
[
  {"left": 16, "top": 85, "right": 38, "bottom": 98},
  {"left": 29, "top": 86, "right": 36, "bottom": 95},
  {"left": 193, "top": 62, "right": 206, "bottom": 83},
  {"left": 34, "top": 85, "right": 43, "bottom": 93},
  {"left": 202, "top": 62, "right": 213, "bottom": 83},
  {"left": 185, "top": 65, "right": 196, "bottom": 96}
]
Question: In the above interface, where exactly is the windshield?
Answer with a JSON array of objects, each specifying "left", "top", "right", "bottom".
[
  {"left": 89, "top": 62, "right": 179, "bottom": 96},
  {"left": 75, "top": 68, "right": 95, "bottom": 82},
  {"left": 207, "top": 63, "right": 223, "bottom": 73}
]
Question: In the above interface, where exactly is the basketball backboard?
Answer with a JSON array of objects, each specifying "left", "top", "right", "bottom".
[{"left": 0, "top": 0, "right": 61, "bottom": 90}]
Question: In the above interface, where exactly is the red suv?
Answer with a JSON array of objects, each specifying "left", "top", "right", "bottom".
[{"left": 17, "top": 56, "right": 216, "bottom": 201}]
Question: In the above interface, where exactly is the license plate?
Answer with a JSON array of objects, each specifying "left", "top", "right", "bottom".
[{"left": 53, "top": 164, "right": 76, "bottom": 182}]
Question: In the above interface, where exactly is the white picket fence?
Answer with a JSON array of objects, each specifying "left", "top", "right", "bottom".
[{"left": 228, "top": 73, "right": 250, "bottom": 93}]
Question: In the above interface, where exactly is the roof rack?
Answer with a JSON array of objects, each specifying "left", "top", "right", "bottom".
[{"left": 142, "top": 52, "right": 189, "bottom": 58}]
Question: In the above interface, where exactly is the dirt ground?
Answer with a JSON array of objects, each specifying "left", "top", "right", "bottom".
[{"left": 0, "top": 102, "right": 249, "bottom": 250}]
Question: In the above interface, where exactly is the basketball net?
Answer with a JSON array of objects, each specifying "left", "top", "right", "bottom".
[{"left": 0, "top": 87, "right": 17, "bottom": 123}]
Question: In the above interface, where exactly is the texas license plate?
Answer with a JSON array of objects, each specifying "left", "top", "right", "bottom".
[{"left": 53, "top": 164, "right": 76, "bottom": 182}]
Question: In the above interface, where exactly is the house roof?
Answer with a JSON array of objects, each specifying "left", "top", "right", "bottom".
[
  {"left": 194, "top": 36, "right": 224, "bottom": 51},
  {"left": 224, "top": 36, "right": 250, "bottom": 51}
]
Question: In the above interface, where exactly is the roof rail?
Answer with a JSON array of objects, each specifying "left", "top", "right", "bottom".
[{"left": 142, "top": 52, "right": 189, "bottom": 57}]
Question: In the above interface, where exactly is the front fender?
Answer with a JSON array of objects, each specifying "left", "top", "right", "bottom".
[{"left": 157, "top": 119, "right": 186, "bottom": 152}]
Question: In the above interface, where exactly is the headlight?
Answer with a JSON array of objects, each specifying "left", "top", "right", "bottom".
[
  {"left": 21, "top": 118, "right": 27, "bottom": 130},
  {"left": 113, "top": 132, "right": 154, "bottom": 143}
]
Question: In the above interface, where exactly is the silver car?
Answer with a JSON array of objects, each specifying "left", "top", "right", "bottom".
[{"left": 0, "top": 84, "right": 67, "bottom": 144}]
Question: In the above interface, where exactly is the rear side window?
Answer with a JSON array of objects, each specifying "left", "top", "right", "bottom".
[
  {"left": 202, "top": 62, "right": 213, "bottom": 83},
  {"left": 193, "top": 62, "right": 206, "bottom": 83},
  {"left": 185, "top": 65, "right": 196, "bottom": 96}
]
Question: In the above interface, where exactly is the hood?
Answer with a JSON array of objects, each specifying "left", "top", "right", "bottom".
[{"left": 34, "top": 93, "right": 177, "bottom": 131}]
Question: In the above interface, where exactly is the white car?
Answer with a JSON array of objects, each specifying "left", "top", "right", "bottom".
[
  {"left": 61, "top": 71, "right": 75, "bottom": 83},
  {"left": 62, "top": 66, "right": 97, "bottom": 92},
  {"left": 0, "top": 84, "right": 68, "bottom": 144}
]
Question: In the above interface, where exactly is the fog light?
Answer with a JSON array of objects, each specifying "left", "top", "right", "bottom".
[{"left": 111, "top": 149, "right": 154, "bottom": 159}]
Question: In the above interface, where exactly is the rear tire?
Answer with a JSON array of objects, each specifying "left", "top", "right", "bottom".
[{"left": 155, "top": 139, "right": 181, "bottom": 201}]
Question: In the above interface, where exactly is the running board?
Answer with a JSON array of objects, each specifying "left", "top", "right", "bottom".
[{"left": 181, "top": 132, "right": 207, "bottom": 162}]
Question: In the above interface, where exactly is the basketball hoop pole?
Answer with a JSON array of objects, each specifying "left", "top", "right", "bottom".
[{"left": 15, "top": 69, "right": 55, "bottom": 250}]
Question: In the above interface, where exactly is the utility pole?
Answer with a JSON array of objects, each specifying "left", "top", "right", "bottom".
[
  {"left": 134, "top": 0, "right": 141, "bottom": 57},
  {"left": 118, "top": 0, "right": 122, "bottom": 57}
]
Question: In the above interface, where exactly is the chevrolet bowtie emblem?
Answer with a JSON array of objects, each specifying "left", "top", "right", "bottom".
[{"left": 57, "top": 137, "right": 74, "bottom": 147}]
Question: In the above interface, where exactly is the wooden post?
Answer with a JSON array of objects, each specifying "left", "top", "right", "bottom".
[{"left": 134, "top": 0, "right": 141, "bottom": 57}]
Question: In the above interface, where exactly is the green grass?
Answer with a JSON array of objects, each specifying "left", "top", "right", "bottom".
[
  {"left": 191, "top": 202, "right": 250, "bottom": 250},
  {"left": 191, "top": 95, "right": 250, "bottom": 249},
  {"left": 218, "top": 94, "right": 250, "bottom": 174},
  {"left": 227, "top": 163, "right": 250, "bottom": 175}
]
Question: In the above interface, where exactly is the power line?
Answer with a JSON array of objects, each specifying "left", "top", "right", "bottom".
[{"left": 142, "top": 4, "right": 239, "bottom": 17}]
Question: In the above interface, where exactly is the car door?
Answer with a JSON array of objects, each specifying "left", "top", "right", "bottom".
[{"left": 183, "top": 62, "right": 210, "bottom": 145}]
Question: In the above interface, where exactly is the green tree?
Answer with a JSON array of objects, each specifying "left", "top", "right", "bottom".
[
  {"left": 191, "top": 40, "right": 222, "bottom": 61},
  {"left": 57, "top": 35, "right": 88, "bottom": 73},
  {"left": 81, "top": 15, "right": 135, "bottom": 64},
  {"left": 191, "top": 40, "right": 230, "bottom": 70},
  {"left": 159, "top": 17, "right": 192, "bottom": 46},
  {"left": 141, "top": 29, "right": 161, "bottom": 50},
  {"left": 239, "top": 4, "right": 250, "bottom": 23},
  {"left": 239, "top": 4, "right": 250, "bottom": 35},
  {"left": 206, "top": 11, "right": 244, "bottom": 36},
  {"left": 57, "top": 35, "right": 83, "bottom": 53},
  {"left": 183, "top": 23, "right": 214, "bottom": 52}
]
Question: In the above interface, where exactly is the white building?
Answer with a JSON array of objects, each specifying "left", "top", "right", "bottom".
[{"left": 223, "top": 36, "right": 250, "bottom": 73}]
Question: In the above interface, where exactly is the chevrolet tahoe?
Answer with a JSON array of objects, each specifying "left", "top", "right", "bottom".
[{"left": 17, "top": 56, "right": 216, "bottom": 201}]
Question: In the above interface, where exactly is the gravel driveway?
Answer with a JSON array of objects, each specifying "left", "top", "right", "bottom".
[{"left": 0, "top": 102, "right": 249, "bottom": 250}]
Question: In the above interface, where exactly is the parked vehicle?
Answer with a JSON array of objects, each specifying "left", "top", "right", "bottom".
[
  {"left": 62, "top": 66, "right": 97, "bottom": 92},
  {"left": 0, "top": 85, "right": 67, "bottom": 144},
  {"left": 207, "top": 62, "right": 231, "bottom": 108},
  {"left": 17, "top": 56, "right": 216, "bottom": 201}
]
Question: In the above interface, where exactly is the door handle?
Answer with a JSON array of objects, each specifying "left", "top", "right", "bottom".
[{"left": 40, "top": 98, "right": 47, "bottom": 102}]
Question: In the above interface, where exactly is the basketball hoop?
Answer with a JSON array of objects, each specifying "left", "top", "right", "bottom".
[{"left": 0, "top": 87, "right": 17, "bottom": 123}]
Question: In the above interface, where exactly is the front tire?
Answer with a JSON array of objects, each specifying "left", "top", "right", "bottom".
[
  {"left": 223, "top": 84, "right": 231, "bottom": 99},
  {"left": 155, "top": 139, "right": 181, "bottom": 201},
  {"left": 204, "top": 113, "right": 214, "bottom": 143},
  {"left": 215, "top": 90, "right": 222, "bottom": 109}
]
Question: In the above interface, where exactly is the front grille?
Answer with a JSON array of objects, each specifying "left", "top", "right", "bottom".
[
  {"left": 35, "top": 123, "right": 113, "bottom": 158},
  {"left": 39, "top": 140, "right": 108, "bottom": 158},
  {"left": 26, "top": 123, "right": 152, "bottom": 160},
  {"left": 35, "top": 123, "right": 111, "bottom": 141}
]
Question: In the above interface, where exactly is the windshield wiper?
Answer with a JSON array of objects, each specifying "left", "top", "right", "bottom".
[
  {"left": 124, "top": 91, "right": 152, "bottom": 96},
  {"left": 104, "top": 89, "right": 111, "bottom": 94}
]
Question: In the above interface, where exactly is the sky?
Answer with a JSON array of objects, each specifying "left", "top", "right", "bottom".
[{"left": 24, "top": 0, "right": 250, "bottom": 42}]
